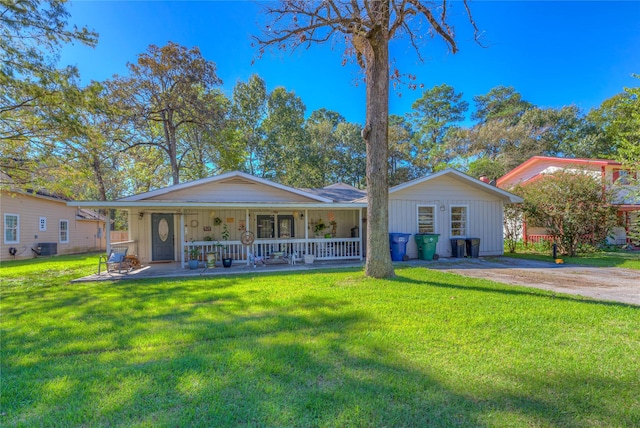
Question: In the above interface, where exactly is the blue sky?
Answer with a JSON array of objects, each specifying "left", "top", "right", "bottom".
[{"left": 61, "top": 1, "right": 640, "bottom": 124}]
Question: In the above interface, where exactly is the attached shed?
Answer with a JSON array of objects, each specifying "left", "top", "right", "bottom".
[{"left": 388, "top": 169, "right": 523, "bottom": 258}]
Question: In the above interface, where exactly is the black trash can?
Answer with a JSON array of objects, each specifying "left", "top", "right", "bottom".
[
  {"left": 450, "top": 238, "right": 466, "bottom": 258},
  {"left": 465, "top": 238, "right": 480, "bottom": 258}
]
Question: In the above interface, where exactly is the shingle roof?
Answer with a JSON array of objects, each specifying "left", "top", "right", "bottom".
[{"left": 302, "top": 183, "right": 366, "bottom": 203}]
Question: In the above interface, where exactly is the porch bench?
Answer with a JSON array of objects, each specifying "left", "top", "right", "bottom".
[
  {"left": 267, "top": 251, "right": 288, "bottom": 264},
  {"left": 98, "top": 248, "right": 132, "bottom": 274}
]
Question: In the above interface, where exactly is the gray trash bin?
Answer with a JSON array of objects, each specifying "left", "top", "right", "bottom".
[
  {"left": 465, "top": 238, "right": 480, "bottom": 258},
  {"left": 450, "top": 238, "right": 465, "bottom": 258}
]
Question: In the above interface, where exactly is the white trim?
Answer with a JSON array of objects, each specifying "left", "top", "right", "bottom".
[
  {"left": 67, "top": 201, "right": 366, "bottom": 209},
  {"left": 4, "top": 213, "right": 19, "bottom": 244},
  {"left": 358, "top": 207, "right": 363, "bottom": 261},
  {"left": 59, "top": 219, "right": 70, "bottom": 243},
  {"left": 449, "top": 205, "right": 468, "bottom": 238},
  {"left": 417, "top": 204, "right": 437, "bottom": 234}
]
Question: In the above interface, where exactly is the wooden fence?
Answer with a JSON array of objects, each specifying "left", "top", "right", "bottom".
[{"left": 110, "top": 231, "right": 129, "bottom": 243}]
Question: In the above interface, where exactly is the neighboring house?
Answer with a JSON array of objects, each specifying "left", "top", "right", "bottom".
[
  {"left": 1, "top": 189, "right": 107, "bottom": 261},
  {"left": 497, "top": 156, "right": 640, "bottom": 245},
  {"left": 67, "top": 169, "right": 522, "bottom": 267}
]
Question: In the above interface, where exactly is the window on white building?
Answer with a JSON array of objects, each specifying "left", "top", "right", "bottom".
[
  {"left": 417, "top": 205, "right": 436, "bottom": 233},
  {"left": 4, "top": 214, "right": 19, "bottom": 243},
  {"left": 450, "top": 206, "right": 467, "bottom": 237}
]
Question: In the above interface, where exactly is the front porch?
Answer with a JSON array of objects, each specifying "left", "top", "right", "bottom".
[{"left": 113, "top": 206, "right": 365, "bottom": 267}]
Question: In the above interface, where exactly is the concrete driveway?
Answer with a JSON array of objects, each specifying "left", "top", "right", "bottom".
[{"left": 424, "top": 257, "right": 640, "bottom": 306}]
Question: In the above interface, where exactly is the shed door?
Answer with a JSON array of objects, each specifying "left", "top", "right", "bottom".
[{"left": 152, "top": 213, "right": 175, "bottom": 261}]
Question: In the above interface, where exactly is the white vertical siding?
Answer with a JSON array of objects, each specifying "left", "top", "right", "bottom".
[{"left": 389, "top": 175, "right": 506, "bottom": 258}]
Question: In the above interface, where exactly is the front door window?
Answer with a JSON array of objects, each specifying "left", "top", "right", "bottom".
[{"left": 278, "top": 215, "right": 294, "bottom": 238}]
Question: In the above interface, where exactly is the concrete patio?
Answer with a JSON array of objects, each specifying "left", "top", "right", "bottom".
[{"left": 72, "top": 258, "right": 366, "bottom": 282}]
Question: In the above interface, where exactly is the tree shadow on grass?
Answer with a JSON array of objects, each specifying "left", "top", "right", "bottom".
[{"left": 3, "top": 274, "right": 638, "bottom": 426}]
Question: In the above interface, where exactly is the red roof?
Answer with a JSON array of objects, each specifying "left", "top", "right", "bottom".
[{"left": 497, "top": 156, "right": 621, "bottom": 187}]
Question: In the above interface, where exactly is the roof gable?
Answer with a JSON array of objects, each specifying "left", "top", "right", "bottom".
[
  {"left": 389, "top": 168, "right": 523, "bottom": 203},
  {"left": 120, "top": 171, "right": 333, "bottom": 203}
]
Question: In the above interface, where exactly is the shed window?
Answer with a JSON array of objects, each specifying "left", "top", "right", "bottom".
[
  {"left": 4, "top": 214, "right": 19, "bottom": 244},
  {"left": 450, "top": 206, "right": 467, "bottom": 237},
  {"left": 417, "top": 206, "right": 435, "bottom": 233},
  {"left": 59, "top": 220, "right": 69, "bottom": 243}
]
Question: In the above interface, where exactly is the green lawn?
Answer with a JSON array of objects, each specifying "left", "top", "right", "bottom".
[
  {"left": 503, "top": 250, "right": 640, "bottom": 270},
  {"left": 2, "top": 255, "right": 639, "bottom": 427}
]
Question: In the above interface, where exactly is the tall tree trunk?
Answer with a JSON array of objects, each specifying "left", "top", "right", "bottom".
[
  {"left": 364, "top": 5, "right": 394, "bottom": 278},
  {"left": 163, "top": 111, "right": 180, "bottom": 185},
  {"left": 91, "top": 155, "right": 107, "bottom": 201}
]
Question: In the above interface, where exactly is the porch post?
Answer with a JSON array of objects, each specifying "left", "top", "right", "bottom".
[
  {"left": 246, "top": 209, "right": 250, "bottom": 266},
  {"left": 105, "top": 209, "right": 112, "bottom": 254},
  {"left": 358, "top": 207, "right": 363, "bottom": 261},
  {"left": 304, "top": 209, "right": 309, "bottom": 257},
  {"left": 180, "top": 212, "right": 185, "bottom": 268}
]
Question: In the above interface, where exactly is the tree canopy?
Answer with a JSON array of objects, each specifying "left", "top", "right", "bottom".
[
  {"left": 1, "top": 0, "right": 97, "bottom": 192},
  {"left": 106, "top": 42, "right": 225, "bottom": 185}
]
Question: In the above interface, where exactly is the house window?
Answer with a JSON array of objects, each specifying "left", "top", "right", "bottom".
[
  {"left": 417, "top": 205, "right": 436, "bottom": 233},
  {"left": 450, "top": 206, "right": 467, "bottom": 237},
  {"left": 615, "top": 170, "right": 629, "bottom": 185},
  {"left": 4, "top": 214, "right": 19, "bottom": 244},
  {"left": 59, "top": 220, "right": 69, "bottom": 243},
  {"left": 39, "top": 217, "right": 47, "bottom": 231}
]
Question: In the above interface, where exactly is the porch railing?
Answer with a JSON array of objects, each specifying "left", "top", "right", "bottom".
[
  {"left": 112, "top": 240, "right": 138, "bottom": 256},
  {"left": 184, "top": 237, "right": 361, "bottom": 266}
]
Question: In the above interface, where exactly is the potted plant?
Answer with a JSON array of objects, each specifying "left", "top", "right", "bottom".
[
  {"left": 186, "top": 244, "right": 200, "bottom": 269},
  {"left": 314, "top": 219, "right": 326, "bottom": 237},
  {"left": 221, "top": 224, "right": 233, "bottom": 268},
  {"left": 329, "top": 220, "right": 337, "bottom": 238}
]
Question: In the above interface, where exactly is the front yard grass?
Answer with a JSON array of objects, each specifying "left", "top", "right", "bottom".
[
  {"left": 2, "top": 255, "right": 639, "bottom": 427},
  {"left": 503, "top": 250, "right": 640, "bottom": 270}
]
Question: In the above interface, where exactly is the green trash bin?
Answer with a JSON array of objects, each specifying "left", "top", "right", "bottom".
[{"left": 415, "top": 233, "right": 440, "bottom": 260}]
